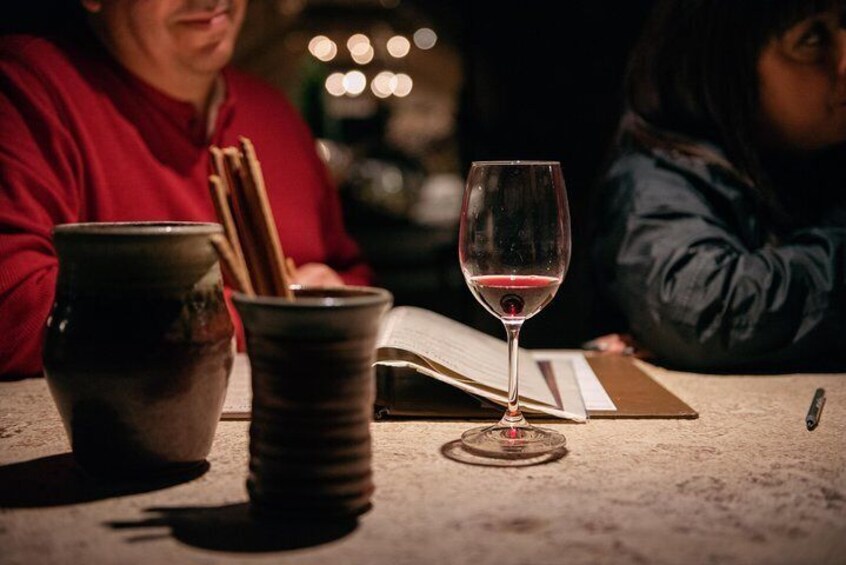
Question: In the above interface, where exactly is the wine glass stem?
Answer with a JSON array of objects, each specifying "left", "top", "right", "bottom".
[{"left": 500, "top": 320, "right": 528, "bottom": 428}]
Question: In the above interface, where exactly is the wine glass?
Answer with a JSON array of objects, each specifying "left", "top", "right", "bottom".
[{"left": 458, "top": 160, "right": 570, "bottom": 461}]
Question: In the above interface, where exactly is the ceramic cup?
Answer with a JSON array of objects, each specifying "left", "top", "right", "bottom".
[
  {"left": 43, "top": 222, "right": 235, "bottom": 479},
  {"left": 233, "top": 286, "right": 393, "bottom": 520}
]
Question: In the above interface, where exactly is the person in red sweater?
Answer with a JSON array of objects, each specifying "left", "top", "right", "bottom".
[{"left": 0, "top": 0, "right": 372, "bottom": 377}]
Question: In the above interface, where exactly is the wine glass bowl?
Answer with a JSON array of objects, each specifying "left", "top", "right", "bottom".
[{"left": 458, "top": 160, "right": 571, "bottom": 462}]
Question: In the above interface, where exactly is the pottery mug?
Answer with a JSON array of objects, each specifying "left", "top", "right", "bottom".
[{"left": 233, "top": 286, "right": 393, "bottom": 520}]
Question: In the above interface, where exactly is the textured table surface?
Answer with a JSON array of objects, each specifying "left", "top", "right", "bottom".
[{"left": 1, "top": 361, "right": 844, "bottom": 565}]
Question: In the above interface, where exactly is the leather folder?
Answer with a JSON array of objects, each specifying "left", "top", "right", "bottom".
[{"left": 374, "top": 355, "right": 698, "bottom": 420}]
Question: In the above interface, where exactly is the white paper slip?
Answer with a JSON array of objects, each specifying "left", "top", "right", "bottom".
[{"left": 533, "top": 350, "right": 617, "bottom": 412}]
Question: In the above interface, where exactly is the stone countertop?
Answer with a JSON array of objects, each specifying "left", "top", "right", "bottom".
[{"left": 1, "top": 362, "right": 844, "bottom": 565}]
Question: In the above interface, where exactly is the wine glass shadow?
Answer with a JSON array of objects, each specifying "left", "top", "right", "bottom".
[
  {"left": 107, "top": 503, "right": 359, "bottom": 552},
  {"left": 0, "top": 452, "right": 208, "bottom": 508}
]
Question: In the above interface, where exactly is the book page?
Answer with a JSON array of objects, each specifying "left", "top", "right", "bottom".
[{"left": 377, "top": 306, "right": 558, "bottom": 407}]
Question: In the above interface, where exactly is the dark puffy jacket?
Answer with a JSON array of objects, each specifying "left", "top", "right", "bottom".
[{"left": 592, "top": 142, "right": 846, "bottom": 372}]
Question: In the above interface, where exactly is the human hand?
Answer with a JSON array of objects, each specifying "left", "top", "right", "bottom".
[
  {"left": 288, "top": 261, "right": 345, "bottom": 287},
  {"left": 581, "top": 333, "right": 652, "bottom": 359}
]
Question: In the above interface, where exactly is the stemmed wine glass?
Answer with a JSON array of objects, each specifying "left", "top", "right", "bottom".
[{"left": 458, "top": 160, "right": 570, "bottom": 462}]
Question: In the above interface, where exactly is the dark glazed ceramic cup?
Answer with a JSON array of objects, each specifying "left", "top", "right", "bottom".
[
  {"left": 233, "top": 286, "right": 393, "bottom": 520},
  {"left": 43, "top": 222, "right": 235, "bottom": 479}
]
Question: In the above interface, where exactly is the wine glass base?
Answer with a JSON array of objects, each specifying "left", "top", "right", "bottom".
[
  {"left": 441, "top": 439, "right": 566, "bottom": 467},
  {"left": 460, "top": 423, "right": 566, "bottom": 460}
]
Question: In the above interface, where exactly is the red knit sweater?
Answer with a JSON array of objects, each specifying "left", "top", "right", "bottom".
[{"left": 0, "top": 33, "right": 372, "bottom": 377}]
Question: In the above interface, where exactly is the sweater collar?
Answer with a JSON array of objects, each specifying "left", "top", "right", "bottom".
[{"left": 112, "top": 65, "right": 237, "bottom": 146}]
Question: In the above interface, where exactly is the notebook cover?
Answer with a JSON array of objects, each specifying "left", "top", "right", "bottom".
[{"left": 585, "top": 356, "right": 698, "bottom": 419}]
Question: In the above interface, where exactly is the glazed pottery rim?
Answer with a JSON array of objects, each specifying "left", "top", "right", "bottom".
[
  {"left": 233, "top": 286, "right": 393, "bottom": 309},
  {"left": 53, "top": 221, "right": 223, "bottom": 236}
]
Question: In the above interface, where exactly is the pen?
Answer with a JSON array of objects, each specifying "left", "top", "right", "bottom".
[{"left": 805, "top": 388, "right": 826, "bottom": 431}]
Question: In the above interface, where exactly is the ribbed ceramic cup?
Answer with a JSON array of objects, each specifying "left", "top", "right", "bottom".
[
  {"left": 233, "top": 286, "right": 392, "bottom": 520},
  {"left": 43, "top": 222, "right": 235, "bottom": 479}
]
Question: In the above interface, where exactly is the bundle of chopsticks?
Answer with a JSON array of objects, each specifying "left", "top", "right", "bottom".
[{"left": 207, "top": 136, "right": 294, "bottom": 299}]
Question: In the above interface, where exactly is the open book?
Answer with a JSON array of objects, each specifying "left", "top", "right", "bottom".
[
  {"left": 375, "top": 307, "right": 617, "bottom": 421},
  {"left": 223, "top": 306, "right": 616, "bottom": 422}
]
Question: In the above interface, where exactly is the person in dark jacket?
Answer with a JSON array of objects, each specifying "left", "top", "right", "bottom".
[{"left": 590, "top": 0, "right": 846, "bottom": 372}]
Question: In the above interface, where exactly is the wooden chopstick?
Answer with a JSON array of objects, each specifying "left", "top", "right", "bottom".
[
  {"left": 208, "top": 140, "right": 294, "bottom": 299},
  {"left": 208, "top": 174, "right": 253, "bottom": 295},
  {"left": 210, "top": 233, "right": 254, "bottom": 296},
  {"left": 222, "top": 147, "right": 273, "bottom": 296},
  {"left": 237, "top": 137, "right": 293, "bottom": 299},
  {"left": 285, "top": 257, "right": 297, "bottom": 284}
]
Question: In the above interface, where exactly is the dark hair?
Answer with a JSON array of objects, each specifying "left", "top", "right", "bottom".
[{"left": 622, "top": 0, "right": 839, "bottom": 223}]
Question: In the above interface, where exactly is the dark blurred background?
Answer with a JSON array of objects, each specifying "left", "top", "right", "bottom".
[
  {"left": 5, "top": 0, "right": 655, "bottom": 348},
  {"left": 233, "top": 0, "right": 654, "bottom": 347}
]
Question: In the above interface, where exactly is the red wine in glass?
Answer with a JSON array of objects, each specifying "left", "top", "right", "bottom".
[{"left": 467, "top": 275, "right": 561, "bottom": 320}]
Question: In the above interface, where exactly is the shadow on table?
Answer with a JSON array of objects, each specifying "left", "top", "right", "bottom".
[
  {"left": 107, "top": 503, "right": 358, "bottom": 552},
  {"left": 0, "top": 453, "right": 208, "bottom": 508}
]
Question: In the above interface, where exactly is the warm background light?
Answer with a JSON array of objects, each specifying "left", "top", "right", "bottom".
[
  {"left": 343, "top": 70, "right": 367, "bottom": 96},
  {"left": 324, "top": 72, "right": 346, "bottom": 97},
  {"left": 352, "top": 44, "right": 375, "bottom": 65},
  {"left": 371, "top": 71, "right": 395, "bottom": 98},
  {"left": 308, "top": 35, "right": 337, "bottom": 62},
  {"left": 386, "top": 35, "right": 411, "bottom": 58},
  {"left": 347, "top": 33, "right": 371, "bottom": 54},
  {"left": 413, "top": 28, "right": 437, "bottom": 50},
  {"left": 390, "top": 73, "right": 413, "bottom": 97}
]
